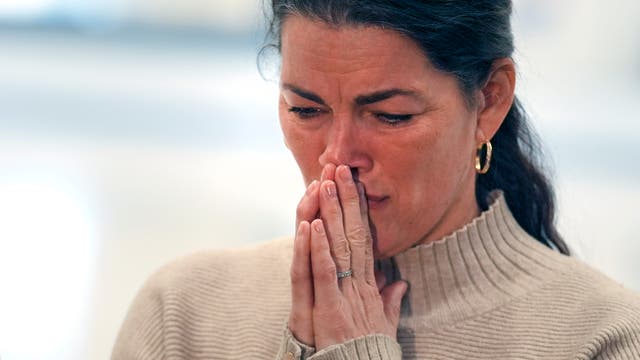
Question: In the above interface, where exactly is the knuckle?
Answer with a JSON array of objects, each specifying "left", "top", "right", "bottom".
[
  {"left": 290, "top": 267, "right": 308, "bottom": 284},
  {"left": 315, "top": 299, "right": 346, "bottom": 317},
  {"left": 331, "top": 237, "right": 351, "bottom": 255},
  {"left": 325, "top": 202, "right": 342, "bottom": 218},
  {"left": 332, "top": 252, "right": 351, "bottom": 267},
  {"left": 315, "top": 263, "right": 337, "bottom": 283},
  {"left": 346, "top": 226, "right": 367, "bottom": 242},
  {"left": 313, "top": 306, "right": 330, "bottom": 318},
  {"left": 288, "top": 311, "right": 310, "bottom": 325},
  {"left": 335, "top": 253, "right": 351, "bottom": 265},
  {"left": 362, "top": 284, "right": 381, "bottom": 299},
  {"left": 343, "top": 192, "right": 360, "bottom": 206}
]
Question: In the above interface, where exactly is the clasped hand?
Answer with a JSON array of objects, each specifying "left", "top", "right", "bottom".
[{"left": 288, "top": 164, "right": 408, "bottom": 350}]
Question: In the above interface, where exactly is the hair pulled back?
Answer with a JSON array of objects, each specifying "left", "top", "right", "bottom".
[{"left": 262, "top": 0, "right": 569, "bottom": 255}]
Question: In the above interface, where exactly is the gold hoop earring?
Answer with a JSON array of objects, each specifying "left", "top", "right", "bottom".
[{"left": 475, "top": 140, "right": 492, "bottom": 174}]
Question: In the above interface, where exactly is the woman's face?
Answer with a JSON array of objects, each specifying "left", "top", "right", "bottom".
[{"left": 279, "top": 16, "right": 483, "bottom": 258}]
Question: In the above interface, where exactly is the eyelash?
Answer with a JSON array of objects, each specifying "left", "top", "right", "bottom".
[
  {"left": 288, "top": 107, "right": 413, "bottom": 125},
  {"left": 288, "top": 107, "right": 323, "bottom": 119},
  {"left": 376, "top": 113, "right": 413, "bottom": 125}
]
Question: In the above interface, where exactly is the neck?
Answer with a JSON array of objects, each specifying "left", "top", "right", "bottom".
[{"left": 415, "top": 181, "right": 481, "bottom": 247}]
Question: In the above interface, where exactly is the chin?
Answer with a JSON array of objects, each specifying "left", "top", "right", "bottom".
[{"left": 371, "top": 233, "right": 400, "bottom": 260}]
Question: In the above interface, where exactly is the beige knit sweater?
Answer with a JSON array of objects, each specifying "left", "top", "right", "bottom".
[{"left": 112, "top": 194, "right": 640, "bottom": 359}]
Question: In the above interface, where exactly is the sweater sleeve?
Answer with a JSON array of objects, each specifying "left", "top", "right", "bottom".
[
  {"left": 277, "top": 323, "right": 402, "bottom": 360},
  {"left": 308, "top": 334, "right": 402, "bottom": 360},
  {"left": 276, "top": 326, "right": 316, "bottom": 359}
]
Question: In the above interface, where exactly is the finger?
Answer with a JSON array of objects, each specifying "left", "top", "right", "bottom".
[
  {"left": 357, "top": 183, "right": 369, "bottom": 226},
  {"left": 319, "top": 180, "right": 351, "bottom": 273},
  {"left": 374, "top": 269, "right": 386, "bottom": 293},
  {"left": 335, "top": 165, "right": 367, "bottom": 280},
  {"left": 289, "top": 221, "right": 314, "bottom": 345},
  {"left": 381, "top": 280, "right": 408, "bottom": 330},
  {"left": 296, "top": 180, "right": 320, "bottom": 226},
  {"left": 309, "top": 219, "right": 341, "bottom": 306},
  {"left": 358, "top": 182, "right": 376, "bottom": 285},
  {"left": 320, "top": 163, "right": 336, "bottom": 182}
]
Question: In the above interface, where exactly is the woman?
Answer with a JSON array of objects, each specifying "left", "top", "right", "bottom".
[{"left": 112, "top": 1, "right": 640, "bottom": 359}]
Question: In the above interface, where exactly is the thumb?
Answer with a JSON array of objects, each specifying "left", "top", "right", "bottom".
[{"left": 381, "top": 280, "right": 408, "bottom": 326}]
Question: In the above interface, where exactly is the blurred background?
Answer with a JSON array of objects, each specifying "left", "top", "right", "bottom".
[{"left": 0, "top": 0, "right": 638, "bottom": 359}]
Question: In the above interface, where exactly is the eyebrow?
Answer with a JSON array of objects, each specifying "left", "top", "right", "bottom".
[
  {"left": 281, "top": 83, "right": 327, "bottom": 106},
  {"left": 281, "top": 83, "right": 423, "bottom": 107},
  {"left": 354, "top": 89, "right": 423, "bottom": 106}
]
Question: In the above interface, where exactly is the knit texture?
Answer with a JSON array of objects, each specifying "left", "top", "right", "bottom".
[{"left": 112, "top": 193, "right": 640, "bottom": 359}]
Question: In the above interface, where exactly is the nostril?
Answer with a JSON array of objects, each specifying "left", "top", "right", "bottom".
[{"left": 350, "top": 167, "right": 359, "bottom": 182}]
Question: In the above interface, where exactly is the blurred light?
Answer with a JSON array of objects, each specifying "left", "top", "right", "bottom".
[
  {"left": 0, "top": 0, "right": 56, "bottom": 19},
  {"left": 0, "top": 0, "right": 260, "bottom": 33},
  {"left": 0, "top": 174, "right": 98, "bottom": 359}
]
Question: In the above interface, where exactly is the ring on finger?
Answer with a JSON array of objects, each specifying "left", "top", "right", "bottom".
[{"left": 337, "top": 269, "right": 353, "bottom": 280}]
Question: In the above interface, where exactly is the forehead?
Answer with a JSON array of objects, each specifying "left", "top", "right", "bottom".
[{"left": 280, "top": 15, "right": 430, "bottom": 80}]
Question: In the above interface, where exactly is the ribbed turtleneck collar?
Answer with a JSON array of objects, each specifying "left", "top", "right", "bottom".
[{"left": 378, "top": 191, "right": 568, "bottom": 331}]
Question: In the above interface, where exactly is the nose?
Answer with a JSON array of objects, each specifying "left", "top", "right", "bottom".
[{"left": 318, "top": 114, "right": 372, "bottom": 172}]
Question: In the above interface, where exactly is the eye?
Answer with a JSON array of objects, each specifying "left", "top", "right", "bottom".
[
  {"left": 375, "top": 113, "right": 413, "bottom": 125},
  {"left": 288, "top": 106, "right": 324, "bottom": 119}
]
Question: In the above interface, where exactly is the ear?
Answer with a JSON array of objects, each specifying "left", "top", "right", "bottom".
[{"left": 475, "top": 58, "right": 516, "bottom": 143}]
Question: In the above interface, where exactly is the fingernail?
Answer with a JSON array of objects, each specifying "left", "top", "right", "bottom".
[
  {"left": 402, "top": 280, "right": 410, "bottom": 293},
  {"left": 306, "top": 180, "right": 318, "bottom": 194},
  {"left": 325, "top": 181, "right": 336, "bottom": 198},
  {"left": 297, "top": 221, "right": 308, "bottom": 235},
  {"left": 338, "top": 165, "right": 351, "bottom": 183},
  {"left": 321, "top": 164, "right": 332, "bottom": 182},
  {"left": 313, "top": 220, "right": 324, "bottom": 233}
]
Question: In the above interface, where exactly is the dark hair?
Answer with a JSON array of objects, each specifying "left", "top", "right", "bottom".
[{"left": 262, "top": 0, "right": 569, "bottom": 255}]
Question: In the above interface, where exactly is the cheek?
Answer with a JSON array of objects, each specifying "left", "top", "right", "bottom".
[
  {"left": 279, "top": 103, "right": 305, "bottom": 150},
  {"left": 279, "top": 115, "right": 322, "bottom": 184},
  {"left": 396, "top": 120, "right": 473, "bottom": 205}
]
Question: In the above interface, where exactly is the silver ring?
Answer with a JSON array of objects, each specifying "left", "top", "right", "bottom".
[{"left": 337, "top": 269, "right": 353, "bottom": 279}]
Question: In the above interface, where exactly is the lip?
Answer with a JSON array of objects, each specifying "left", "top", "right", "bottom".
[{"left": 366, "top": 195, "right": 389, "bottom": 209}]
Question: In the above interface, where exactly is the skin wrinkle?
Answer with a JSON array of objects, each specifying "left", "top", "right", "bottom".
[
  {"left": 282, "top": 83, "right": 429, "bottom": 110},
  {"left": 281, "top": 14, "right": 518, "bottom": 351},
  {"left": 280, "top": 16, "right": 495, "bottom": 258}
]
